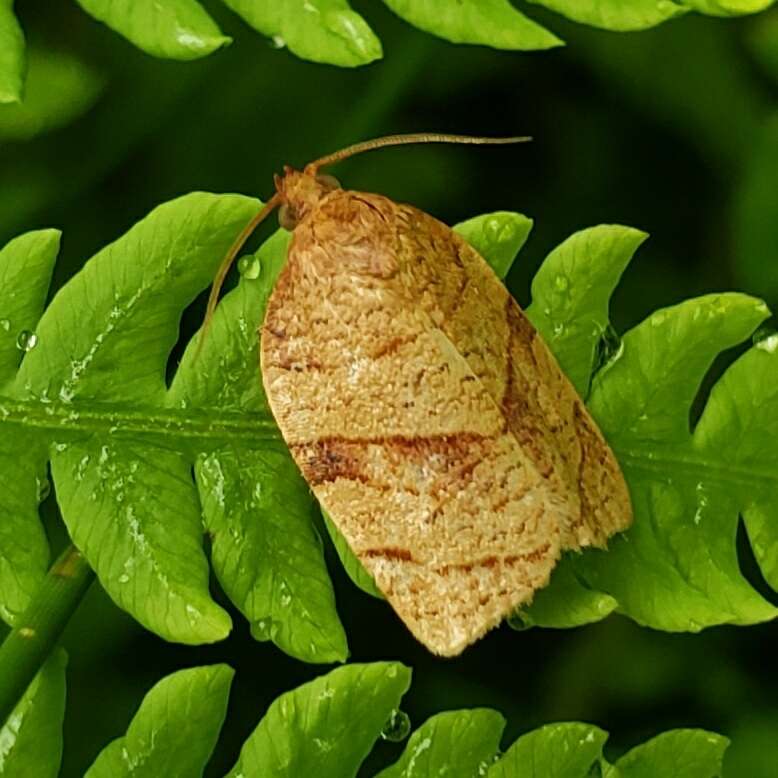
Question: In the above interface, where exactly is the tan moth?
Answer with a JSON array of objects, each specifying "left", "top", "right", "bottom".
[{"left": 203, "top": 134, "right": 633, "bottom": 657}]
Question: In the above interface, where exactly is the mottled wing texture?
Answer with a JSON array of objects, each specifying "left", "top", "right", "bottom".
[{"left": 261, "top": 189, "right": 632, "bottom": 656}]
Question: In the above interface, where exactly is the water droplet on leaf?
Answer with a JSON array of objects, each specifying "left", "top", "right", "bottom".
[
  {"left": 0, "top": 319, "right": 10, "bottom": 332},
  {"left": 16, "top": 330, "right": 38, "bottom": 352},
  {"left": 238, "top": 255, "right": 261, "bottom": 280},
  {"left": 270, "top": 34, "right": 286, "bottom": 49},
  {"left": 650, "top": 311, "right": 667, "bottom": 327},
  {"left": 380, "top": 709, "right": 411, "bottom": 742},
  {"left": 507, "top": 610, "right": 531, "bottom": 631},
  {"left": 755, "top": 333, "right": 778, "bottom": 354},
  {"left": 485, "top": 216, "right": 512, "bottom": 243},
  {"left": 253, "top": 618, "right": 273, "bottom": 641},
  {"left": 554, "top": 275, "right": 569, "bottom": 292}
]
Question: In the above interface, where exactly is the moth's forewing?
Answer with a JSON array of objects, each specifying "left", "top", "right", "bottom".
[
  {"left": 394, "top": 204, "right": 632, "bottom": 550},
  {"left": 261, "top": 190, "right": 631, "bottom": 656}
]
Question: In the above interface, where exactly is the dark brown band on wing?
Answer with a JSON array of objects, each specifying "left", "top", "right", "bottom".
[{"left": 291, "top": 431, "right": 495, "bottom": 486}]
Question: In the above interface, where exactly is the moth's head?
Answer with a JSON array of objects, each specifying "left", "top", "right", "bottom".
[{"left": 274, "top": 166, "right": 341, "bottom": 230}]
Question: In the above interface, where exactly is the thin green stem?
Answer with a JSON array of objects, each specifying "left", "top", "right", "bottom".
[{"left": 0, "top": 544, "right": 94, "bottom": 726}]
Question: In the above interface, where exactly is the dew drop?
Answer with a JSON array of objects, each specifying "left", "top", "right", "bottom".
[
  {"left": 0, "top": 319, "right": 10, "bottom": 332},
  {"left": 486, "top": 216, "right": 513, "bottom": 243},
  {"left": 118, "top": 573, "right": 130, "bottom": 584},
  {"left": 506, "top": 610, "right": 531, "bottom": 631},
  {"left": 650, "top": 311, "right": 667, "bottom": 327},
  {"left": 16, "top": 330, "right": 38, "bottom": 352},
  {"left": 380, "top": 709, "right": 411, "bottom": 742},
  {"left": 313, "top": 737, "right": 334, "bottom": 753},
  {"left": 253, "top": 618, "right": 273, "bottom": 641},
  {"left": 270, "top": 34, "right": 286, "bottom": 49},
  {"left": 554, "top": 275, "right": 569, "bottom": 292},
  {"left": 755, "top": 333, "right": 778, "bottom": 354},
  {"left": 238, "top": 255, "right": 261, "bottom": 280}
]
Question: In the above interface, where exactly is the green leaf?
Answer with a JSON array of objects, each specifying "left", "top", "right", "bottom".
[
  {"left": 77, "top": 662, "right": 728, "bottom": 777},
  {"left": 25, "top": 0, "right": 778, "bottom": 71},
  {"left": 514, "top": 560, "right": 617, "bottom": 629},
  {"left": 51, "top": 439, "right": 232, "bottom": 644},
  {"left": 376, "top": 709, "right": 505, "bottom": 778},
  {"left": 489, "top": 723, "right": 608, "bottom": 777},
  {"left": 198, "top": 445, "right": 347, "bottom": 661},
  {"left": 75, "top": 0, "right": 231, "bottom": 60},
  {"left": 526, "top": 0, "right": 687, "bottom": 31},
  {"left": 381, "top": 0, "right": 563, "bottom": 51},
  {"left": 0, "top": 229, "right": 59, "bottom": 398},
  {"left": 0, "top": 194, "right": 349, "bottom": 661},
  {"left": 0, "top": 650, "right": 67, "bottom": 778},
  {"left": 226, "top": 662, "right": 412, "bottom": 778},
  {"left": 0, "top": 0, "right": 24, "bottom": 103},
  {"left": 581, "top": 293, "right": 777, "bottom": 630},
  {"left": 10, "top": 194, "right": 264, "bottom": 645},
  {"left": 0, "top": 229, "right": 59, "bottom": 625},
  {"left": 222, "top": 0, "right": 382, "bottom": 67},
  {"left": 454, "top": 211, "right": 534, "bottom": 281},
  {"left": 527, "top": 225, "right": 647, "bottom": 396},
  {"left": 0, "top": 47, "right": 104, "bottom": 141},
  {"left": 513, "top": 224, "right": 778, "bottom": 632},
  {"left": 488, "top": 727, "right": 728, "bottom": 777},
  {"left": 85, "top": 664, "right": 233, "bottom": 778},
  {"left": 613, "top": 730, "right": 729, "bottom": 777},
  {"left": 169, "top": 229, "right": 347, "bottom": 663},
  {"left": 680, "top": 0, "right": 775, "bottom": 16}
]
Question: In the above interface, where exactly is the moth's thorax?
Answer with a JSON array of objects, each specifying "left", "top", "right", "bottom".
[
  {"left": 289, "top": 188, "right": 401, "bottom": 280},
  {"left": 275, "top": 167, "right": 338, "bottom": 226}
]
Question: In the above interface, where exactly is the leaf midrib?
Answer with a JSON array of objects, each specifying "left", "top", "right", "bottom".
[
  {"left": 616, "top": 443, "right": 777, "bottom": 493},
  {"left": 0, "top": 395, "right": 281, "bottom": 445},
  {"left": 3, "top": 397, "right": 772, "bottom": 495}
]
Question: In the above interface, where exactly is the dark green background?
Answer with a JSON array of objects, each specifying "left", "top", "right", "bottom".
[{"left": 2, "top": 2, "right": 778, "bottom": 775}]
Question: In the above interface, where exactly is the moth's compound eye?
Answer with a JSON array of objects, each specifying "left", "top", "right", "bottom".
[
  {"left": 316, "top": 173, "right": 341, "bottom": 191},
  {"left": 279, "top": 203, "right": 299, "bottom": 231}
]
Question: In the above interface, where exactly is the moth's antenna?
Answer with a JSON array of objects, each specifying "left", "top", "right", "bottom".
[
  {"left": 197, "top": 193, "right": 282, "bottom": 359},
  {"left": 306, "top": 133, "right": 531, "bottom": 173}
]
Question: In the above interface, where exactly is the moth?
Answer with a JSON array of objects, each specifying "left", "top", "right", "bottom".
[{"left": 203, "top": 134, "right": 633, "bottom": 657}]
